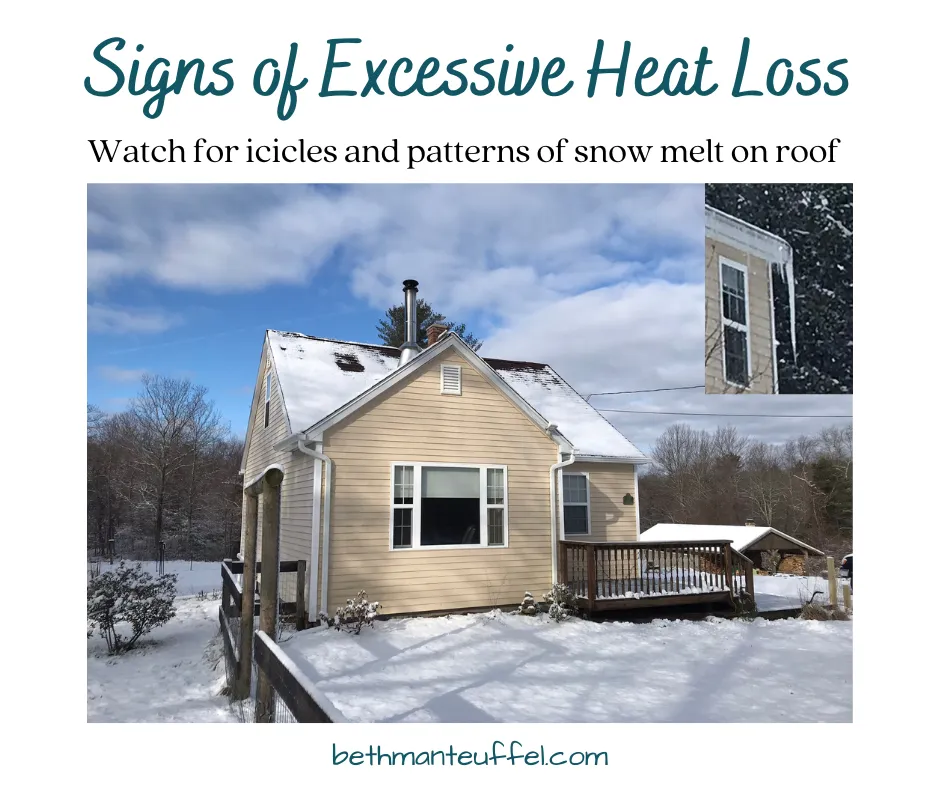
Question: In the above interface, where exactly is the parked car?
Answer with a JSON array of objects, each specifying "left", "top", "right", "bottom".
[{"left": 839, "top": 554, "right": 853, "bottom": 589}]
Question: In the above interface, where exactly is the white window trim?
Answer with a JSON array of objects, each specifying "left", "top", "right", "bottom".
[
  {"left": 264, "top": 372, "right": 272, "bottom": 428},
  {"left": 440, "top": 364, "right": 462, "bottom": 395},
  {"left": 562, "top": 471, "right": 591, "bottom": 537},
  {"left": 388, "top": 461, "right": 509, "bottom": 551},
  {"left": 718, "top": 256, "right": 752, "bottom": 389}
]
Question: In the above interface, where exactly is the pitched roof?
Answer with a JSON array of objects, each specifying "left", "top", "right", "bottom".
[
  {"left": 639, "top": 523, "right": 823, "bottom": 555},
  {"left": 265, "top": 329, "right": 647, "bottom": 461}
]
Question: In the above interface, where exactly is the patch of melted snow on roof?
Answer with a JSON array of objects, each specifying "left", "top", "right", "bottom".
[{"left": 268, "top": 330, "right": 400, "bottom": 433}]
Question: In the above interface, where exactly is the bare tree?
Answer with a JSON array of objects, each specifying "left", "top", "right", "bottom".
[
  {"left": 89, "top": 379, "right": 243, "bottom": 562},
  {"left": 742, "top": 443, "right": 787, "bottom": 529},
  {"left": 640, "top": 422, "right": 852, "bottom": 559}
]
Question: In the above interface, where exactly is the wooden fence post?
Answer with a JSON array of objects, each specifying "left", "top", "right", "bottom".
[
  {"left": 745, "top": 555, "right": 755, "bottom": 602},
  {"left": 236, "top": 491, "right": 259, "bottom": 701},
  {"left": 723, "top": 543, "right": 734, "bottom": 592},
  {"left": 296, "top": 560, "right": 307, "bottom": 631},
  {"left": 221, "top": 567, "right": 231, "bottom": 616},
  {"left": 256, "top": 467, "right": 284, "bottom": 723},
  {"left": 826, "top": 556, "right": 838, "bottom": 609},
  {"left": 842, "top": 582, "right": 852, "bottom": 613},
  {"left": 585, "top": 543, "right": 597, "bottom": 611}
]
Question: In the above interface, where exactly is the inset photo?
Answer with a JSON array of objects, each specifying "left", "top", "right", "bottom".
[{"left": 704, "top": 184, "right": 853, "bottom": 394}]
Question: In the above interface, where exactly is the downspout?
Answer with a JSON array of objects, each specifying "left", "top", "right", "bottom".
[
  {"left": 549, "top": 449, "right": 577, "bottom": 584},
  {"left": 297, "top": 438, "right": 333, "bottom": 622}
]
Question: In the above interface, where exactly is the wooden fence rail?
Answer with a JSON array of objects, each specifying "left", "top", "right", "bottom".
[
  {"left": 221, "top": 558, "right": 308, "bottom": 630},
  {"left": 253, "top": 631, "right": 338, "bottom": 723}
]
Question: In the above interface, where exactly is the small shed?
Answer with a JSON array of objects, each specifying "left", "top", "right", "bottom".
[{"left": 640, "top": 522, "right": 823, "bottom": 574}]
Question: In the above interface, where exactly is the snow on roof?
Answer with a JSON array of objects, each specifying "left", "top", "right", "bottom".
[
  {"left": 267, "top": 331, "right": 400, "bottom": 435},
  {"left": 640, "top": 523, "right": 822, "bottom": 555},
  {"left": 486, "top": 359, "right": 646, "bottom": 460},
  {"left": 266, "top": 330, "right": 647, "bottom": 461}
]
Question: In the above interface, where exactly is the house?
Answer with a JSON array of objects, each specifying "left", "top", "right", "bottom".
[
  {"left": 705, "top": 205, "right": 795, "bottom": 394},
  {"left": 240, "top": 279, "right": 649, "bottom": 620},
  {"left": 640, "top": 521, "right": 823, "bottom": 574}
]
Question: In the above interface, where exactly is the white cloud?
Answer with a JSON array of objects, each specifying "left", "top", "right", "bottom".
[
  {"left": 97, "top": 365, "right": 147, "bottom": 384},
  {"left": 88, "top": 303, "right": 181, "bottom": 334},
  {"left": 86, "top": 184, "right": 851, "bottom": 449},
  {"left": 482, "top": 280, "right": 851, "bottom": 451},
  {"left": 87, "top": 184, "right": 703, "bottom": 300}
]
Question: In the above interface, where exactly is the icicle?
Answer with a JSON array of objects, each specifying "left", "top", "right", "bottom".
[{"left": 772, "top": 246, "right": 797, "bottom": 367}]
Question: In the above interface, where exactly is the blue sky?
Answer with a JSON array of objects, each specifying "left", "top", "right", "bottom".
[{"left": 87, "top": 184, "right": 851, "bottom": 451}]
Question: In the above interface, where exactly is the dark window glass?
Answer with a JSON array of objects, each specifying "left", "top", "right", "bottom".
[
  {"left": 564, "top": 505, "right": 589, "bottom": 535},
  {"left": 393, "top": 508, "right": 412, "bottom": 549},
  {"left": 724, "top": 325, "right": 748, "bottom": 386},
  {"left": 721, "top": 265, "right": 747, "bottom": 325},
  {"left": 421, "top": 467, "right": 480, "bottom": 546}
]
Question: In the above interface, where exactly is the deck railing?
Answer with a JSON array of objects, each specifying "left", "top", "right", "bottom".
[{"left": 559, "top": 539, "right": 754, "bottom": 612}]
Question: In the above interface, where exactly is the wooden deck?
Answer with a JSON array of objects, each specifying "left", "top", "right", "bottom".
[{"left": 559, "top": 539, "right": 755, "bottom": 615}]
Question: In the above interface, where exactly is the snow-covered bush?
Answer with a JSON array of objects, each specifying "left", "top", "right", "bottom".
[
  {"left": 517, "top": 591, "right": 538, "bottom": 616},
  {"left": 542, "top": 583, "right": 578, "bottom": 622},
  {"left": 733, "top": 592, "right": 757, "bottom": 619},
  {"left": 801, "top": 601, "right": 849, "bottom": 621},
  {"left": 87, "top": 561, "right": 177, "bottom": 654},
  {"left": 328, "top": 590, "right": 381, "bottom": 634}
]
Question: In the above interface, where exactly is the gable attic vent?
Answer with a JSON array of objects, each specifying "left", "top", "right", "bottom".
[{"left": 441, "top": 364, "right": 462, "bottom": 395}]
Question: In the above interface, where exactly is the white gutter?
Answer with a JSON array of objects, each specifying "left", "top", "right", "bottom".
[
  {"left": 549, "top": 450, "right": 577, "bottom": 584},
  {"left": 297, "top": 438, "right": 333, "bottom": 622}
]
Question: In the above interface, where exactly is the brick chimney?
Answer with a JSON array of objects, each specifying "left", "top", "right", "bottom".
[
  {"left": 427, "top": 322, "right": 448, "bottom": 346},
  {"left": 744, "top": 518, "right": 756, "bottom": 527}
]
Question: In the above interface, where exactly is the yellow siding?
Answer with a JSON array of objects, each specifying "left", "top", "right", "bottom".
[
  {"left": 240, "top": 344, "right": 310, "bottom": 574},
  {"left": 322, "top": 348, "right": 559, "bottom": 615},
  {"left": 705, "top": 238, "right": 776, "bottom": 394},
  {"left": 561, "top": 463, "right": 638, "bottom": 542}
]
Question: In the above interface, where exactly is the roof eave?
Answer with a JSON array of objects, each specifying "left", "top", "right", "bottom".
[
  {"left": 765, "top": 527, "right": 825, "bottom": 556},
  {"left": 705, "top": 204, "right": 793, "bottom": 264},
  {"left": 572, "top": 453, "right": 651, "bottom": 464},
  {"left": 274, "top": 432, "right": 307, "bottom": 453}
]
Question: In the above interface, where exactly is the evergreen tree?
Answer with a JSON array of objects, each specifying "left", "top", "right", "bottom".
[
  {"left": 706, "top": 183, "right": 853, "bottom": 394},
  {"left": 811, "top": 456, "right": 853, "bottom": 531},
  {"left": 376, "top": 297, "right": 482, "bottom": 351}
]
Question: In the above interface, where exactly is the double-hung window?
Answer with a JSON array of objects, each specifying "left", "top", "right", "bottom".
[
  {"left": 562, "top": 473, "right": 590, "bottom": 536},
  {"left": 390, "top": 463, "right": 508, "bottom": 549},
  {"left": 719, "top": 258, "right": 750, "bottom": 387}
]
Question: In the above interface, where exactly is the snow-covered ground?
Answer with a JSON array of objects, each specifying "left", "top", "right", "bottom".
[
  {"left": 86, "top": 569, "right": 851, "bottom": 723},
  {"left": 87, "top": 596, "right": 235, "bottom": 722},
  {"left": 754, "top": 573, "right": 848, "bottom": 611},
  {"left": 89, "top": 560, "right": 221, "bottom": 597},
  {"left": 283, "top": 611, "right": 852, "bottom": 723}
]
